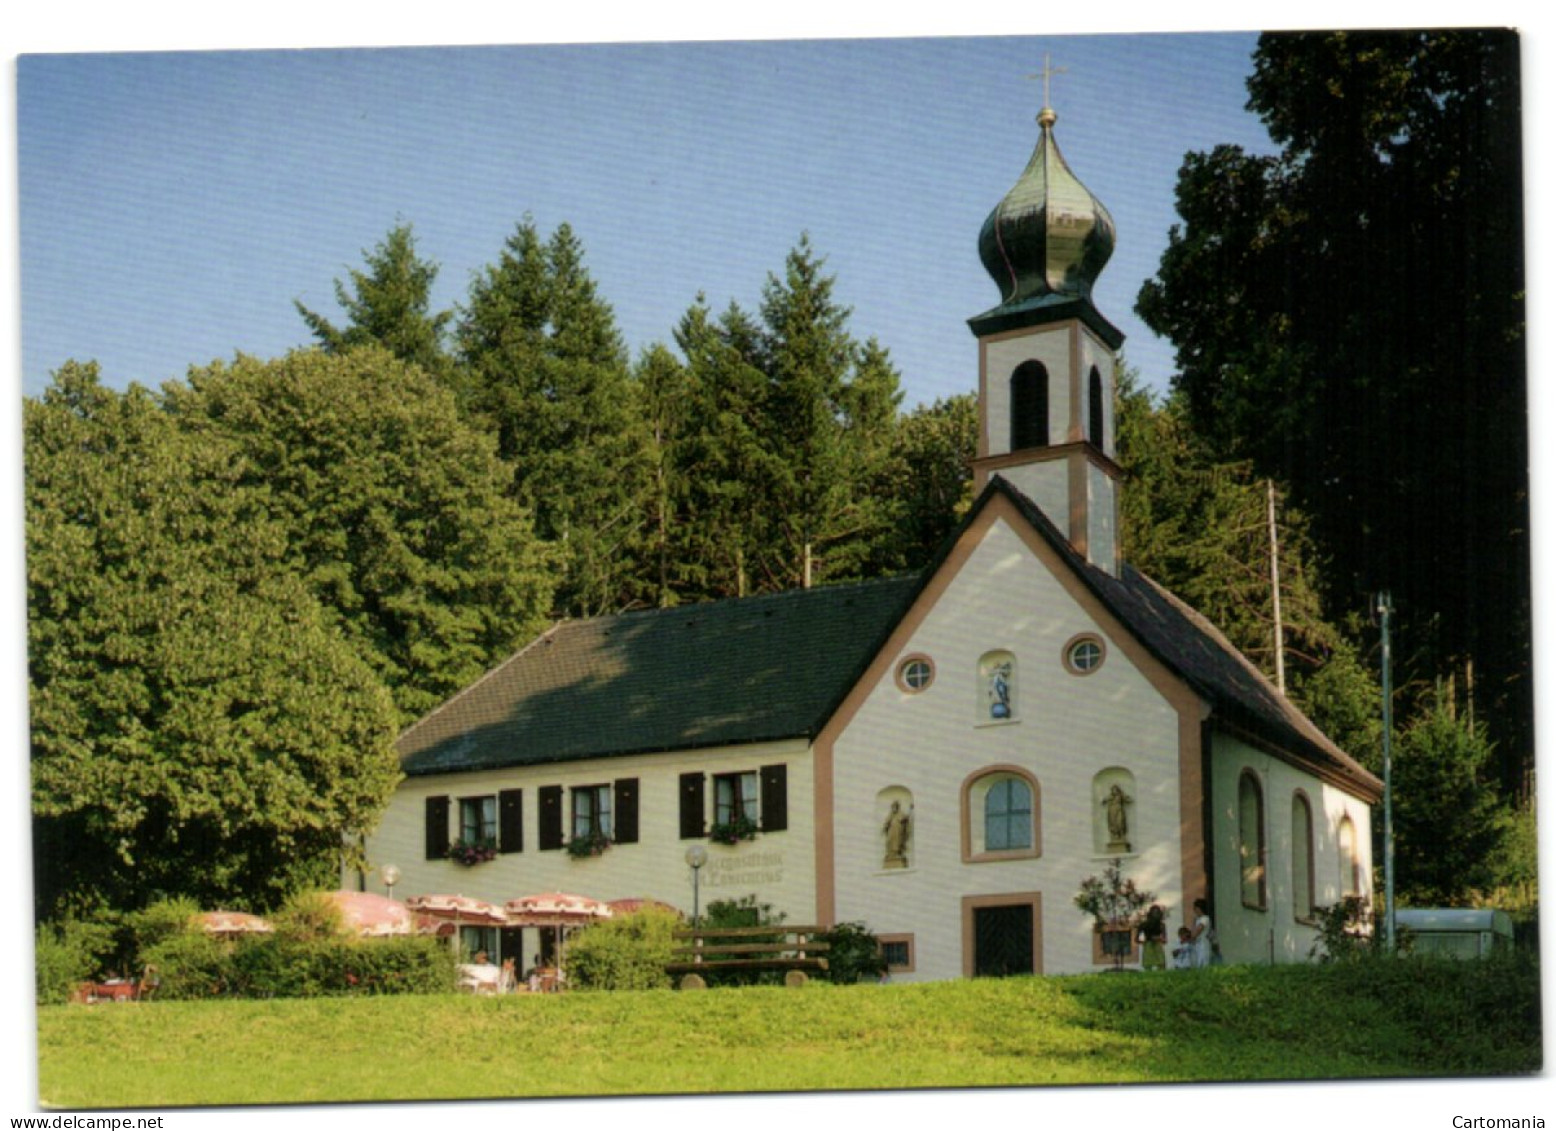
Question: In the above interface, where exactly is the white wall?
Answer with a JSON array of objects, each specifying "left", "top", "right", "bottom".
[
  {"left": 830, "top": 515, "right": 1185, "bottom": 980},
  {"left": 1209, "top": 731, "right": 1375, "bottom": 965},
  {"left": 363, "top": 737, "right": 817, "bottom": 926}
]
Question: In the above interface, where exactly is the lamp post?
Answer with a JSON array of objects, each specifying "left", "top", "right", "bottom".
[
  {"left": 382, "top": 864, "right": 401, "bottom": 901},
  {"left": 1376, "top": 591, "right": 1395, "bottom": 952},
  {"left": 684, "top": 845, "right": 708, "bottom": 929}
]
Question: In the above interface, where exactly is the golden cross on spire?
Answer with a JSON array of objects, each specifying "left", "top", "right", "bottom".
[{"left": 1026, "top": 53, "right": 1067, "bottom": 114}]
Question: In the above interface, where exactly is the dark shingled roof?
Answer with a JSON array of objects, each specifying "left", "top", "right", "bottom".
[
  {"left": 398, "top": 576, "right": 919, "bottom": 776},
  {"left": 398, "top": 476, "right": 1381, "bottom": 804},
  {"left": 988, "top": 478, "right": 1383, "bottom": 802}
]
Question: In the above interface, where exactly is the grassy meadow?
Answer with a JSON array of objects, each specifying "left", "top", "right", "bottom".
[{"left": 37, "top": 959, "right": 1540, "bottom": 1108}]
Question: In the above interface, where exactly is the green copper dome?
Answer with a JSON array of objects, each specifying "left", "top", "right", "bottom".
[{"left": 977, "top": 107, "right": 1116, "bottom": 308}]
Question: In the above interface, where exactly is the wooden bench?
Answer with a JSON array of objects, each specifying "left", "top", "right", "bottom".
[{"left": 668, "top": 925, "right": 829, "bottom": 988}]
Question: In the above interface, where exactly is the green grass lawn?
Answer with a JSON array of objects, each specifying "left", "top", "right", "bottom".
[{"left": 36, "top": 960, "right": 1540, "bottom": 1108}]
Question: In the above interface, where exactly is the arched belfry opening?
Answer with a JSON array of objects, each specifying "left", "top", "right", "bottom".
[
  {"left": 1088, "top": 366, "right": 1105, "bottom": 449},
  {"left": 1011, "top": 361, "right": 1049, "bottom": 450}
]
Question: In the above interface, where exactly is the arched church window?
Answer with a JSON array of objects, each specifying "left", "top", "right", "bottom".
[
  {"left": 1088, "top": 366, "right": 1105, "bottom": 448},
  {"left": 978, "top": 650, "right": 1017, "bottom": 722},
  {"left": 1292, "top": 791, "right": 1315, "bottom": 922},
  {"left": 961, "top": 765, "right": 1041, "bottom": 862},
  {"left": 1010, "top": 361, "right": 1049, "bottom": 450},
  {"left": 1338, "top": 815, "right": 1360, "bottom": 897},
  {"left": 1238, "top": 770, "right": 1267, "bottom": 910}
]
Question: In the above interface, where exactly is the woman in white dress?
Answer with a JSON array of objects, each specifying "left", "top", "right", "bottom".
[{"left": 1190, "top": 899, "right": 1214, "bottom": 968}]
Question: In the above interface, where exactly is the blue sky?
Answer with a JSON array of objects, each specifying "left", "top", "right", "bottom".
[{"left": 18, "top": 34, "right": 1277, "bottom": 406}]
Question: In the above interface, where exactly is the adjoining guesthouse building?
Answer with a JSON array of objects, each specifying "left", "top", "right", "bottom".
[{"left": 361, "top": 93, "right": 1381, "bottom": 981}]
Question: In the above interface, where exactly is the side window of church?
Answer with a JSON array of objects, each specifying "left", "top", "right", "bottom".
[
  {"left": 1291, "top": 792, "right": 1314, "bottom": 922},
  {"left": 1010, "top": 361, "right": 1049, "bottom": 450},
  {"left": 1238, "top": 771, "right": 1267, "bottom": 910},
  {"left": 979, "top": 650, "right": 1018, "bottom": 721},
  {"left": 1338, "top": 815, "right": 1360, "bottom": 897}
]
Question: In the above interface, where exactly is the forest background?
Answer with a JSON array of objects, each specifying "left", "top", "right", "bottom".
[{"left": 24, "top": 32, "right": 1534, "bottom": 936}]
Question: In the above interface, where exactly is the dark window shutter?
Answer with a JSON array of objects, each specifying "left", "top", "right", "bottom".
[
  {"left": 499, "top": 789, "right": 523, "bottom": 854},
  {"left": 538, "top": 785, "right": 563, "bottom": 851},
  {"left": 425, "top": 795, "right": 450, "bottom": 860},
  {"left": 679, "top": 772, "right": 706, "bottom": 839},
  {"left": 760, "top": 764, "right": 788, "bottom": 832},
  {"left": 614, "top": 778, "right": 639, "bottom": 845}
]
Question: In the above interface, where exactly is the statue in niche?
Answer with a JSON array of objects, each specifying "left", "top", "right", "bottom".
[
  {"left": 882, "top": 801, "right": 912, "bottom": 869},
  {"left": 985, "top": 661, "right": 1013, "bottom": 719},
  {"left": 1103, "top": 783, "right": 1133, "bottom": 852}
]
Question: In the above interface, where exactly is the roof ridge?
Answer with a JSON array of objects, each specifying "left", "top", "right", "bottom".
[{"left": 568, "top": 573, "right": 920, "bottom": 627}]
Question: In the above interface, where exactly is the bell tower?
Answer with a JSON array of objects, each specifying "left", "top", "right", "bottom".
[{"left": 969, "top": 79, "right": 1125, "bottom": 575}]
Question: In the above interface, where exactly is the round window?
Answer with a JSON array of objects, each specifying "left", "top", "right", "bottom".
[
  {"left": 897, "top": 656, "right": 934, "bottom": 692},
  {"left": 1064, "top": 635, "right": 1105, "bottom": 675}
]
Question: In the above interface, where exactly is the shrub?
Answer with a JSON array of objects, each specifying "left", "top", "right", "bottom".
[
  {"left": 229, "top": 935, "right": 457, "bottom": 998},
  {"left": 565, "top": 907, "right": 681, "bottom": 991},
  {"left": 143, "top": 931, "right": 234, "bottom": 1000},
  {"left": 1308, "top": 895, "right": 1375, "bottom": 962},
  {"left": 271, "top": 891, "right": 349, "bottom": 942},
  {"left": 123, "top": 897, "right": 203, "bottom": 957},
  {"left": 819, "top": 922, "right": 887, "bottom": 984},
  {"left": 35, "top": 917, "right": 118, "bottom": 1005}
]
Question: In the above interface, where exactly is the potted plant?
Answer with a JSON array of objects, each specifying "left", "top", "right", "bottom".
[
  {"left": 1074, "top": 858, "right": 1155, "bottom": 971},
  {"left": 447, "top": 837, "right": 498, "bottom": 866},
  {"left": 708, "top": 813, "right": 759, "bottom": 845},
  {"left": 565, "top": 831, "right": 612, "bottom": 859}
]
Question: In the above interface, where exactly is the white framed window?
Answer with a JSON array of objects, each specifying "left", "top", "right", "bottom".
[
  {"left": 713, "top": 771, "right": 758, "bottom": 826},
  {"left": 572, "top": 784, "right": 613, "bottom": 841},
  {"left": 460, "top": 795, "right": 497, "bottom": 846}
]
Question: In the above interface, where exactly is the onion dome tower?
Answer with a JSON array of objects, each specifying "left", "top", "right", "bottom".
[{"left": 968, "top": 86, "right": 1126, "bottom": 575}]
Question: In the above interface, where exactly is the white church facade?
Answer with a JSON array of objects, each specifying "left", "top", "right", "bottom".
[{"left": 361, "top": 98, "right": 1380, "bottom": 981}]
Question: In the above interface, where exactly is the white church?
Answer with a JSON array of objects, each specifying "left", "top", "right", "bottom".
[{"left": 361, "top": 97, "right": 1380, "bottom": 981}]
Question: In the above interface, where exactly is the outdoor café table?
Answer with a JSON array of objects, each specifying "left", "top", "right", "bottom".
[{"left": 458, "top": 963, "right": 502, "bottom": 995}]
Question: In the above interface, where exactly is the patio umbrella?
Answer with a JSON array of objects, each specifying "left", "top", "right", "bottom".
[
  {"left": 197, "top": 910, "right": 274, "bottom": 937},
  {"left": 405, "top": 893, "right": 508, "bottom": 926},
  {"left": 503, "top": 891, "right": 613, "bottom": 926},
  {"left": 503, "top": 892, "right": 613, "bottom": 972},
  {"left": 405, "top": 894, "right": 508, "bottom": 947},
  {"left": 323, "top": 891, "right": 413, "bottom": 938}
]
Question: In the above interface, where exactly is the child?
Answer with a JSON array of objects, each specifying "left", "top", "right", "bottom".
[{"left": 1172, "top": 926, "right": 1196, "bottom": 969}]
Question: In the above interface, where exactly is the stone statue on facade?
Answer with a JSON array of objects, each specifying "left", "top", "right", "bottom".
[{"left": 1103, "top": 784, "right": 1132, "bottom": 852}]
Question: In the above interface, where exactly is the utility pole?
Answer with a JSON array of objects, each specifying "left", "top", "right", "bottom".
[
  {"left": 1376, "top": 591, "right": 1396, "bottom": 951},
  {"left": 1267, "top": 480, "right": 1286, "bottom": 695}
]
